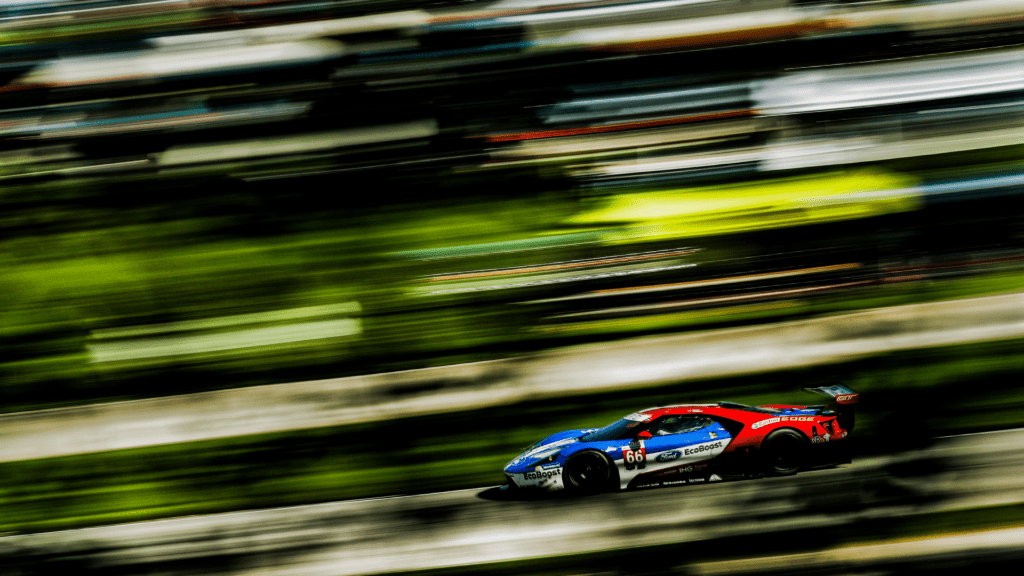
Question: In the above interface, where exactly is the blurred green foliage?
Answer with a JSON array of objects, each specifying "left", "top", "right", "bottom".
[
  {"left": 0, "top": 183, "right": 576, "bottom": 410},
  {"left": 4, "top": 133, "right": 1024, "bottom": 412},
  {"left": 3, "top": 167, "right": 1023, "bottom": 412}
]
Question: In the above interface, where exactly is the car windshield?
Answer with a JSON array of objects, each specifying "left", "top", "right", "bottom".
[
  {"left": 649, "top": 415, "right": 711, "bottom": 436},
  {"left": 580, "top": 418, "right": 645, "bottom": 442}
]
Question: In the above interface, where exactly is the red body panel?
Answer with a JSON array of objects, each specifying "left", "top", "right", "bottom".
[{"left": 628, "top": 403, "right": 850, "bottom": 453}]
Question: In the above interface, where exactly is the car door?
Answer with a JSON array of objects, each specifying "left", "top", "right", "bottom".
[{"left": 622, "top": 415, "right": 733, "bottom": 486}]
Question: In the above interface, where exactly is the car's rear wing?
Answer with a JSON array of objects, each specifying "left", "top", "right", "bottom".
[
  {"left": 805, "top": 384, "right": 859, "bottom": 405},
  {"left": 805, "top": 384, "right": 858, "bottom": 431}
]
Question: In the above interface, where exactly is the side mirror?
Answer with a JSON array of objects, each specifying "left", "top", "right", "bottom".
[{"left": 636, "top": 431, "right": 652, "bottom": 440}]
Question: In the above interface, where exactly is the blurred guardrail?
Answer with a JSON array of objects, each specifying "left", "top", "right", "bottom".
[
  {"left": 2, "top": 427, "right": 1022, "bottom": 575},
  {"left": 1, "top": 291, "right": 1022, "bottom": 462}
]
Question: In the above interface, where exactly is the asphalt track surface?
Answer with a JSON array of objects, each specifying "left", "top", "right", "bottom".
[
  {"left": 3, "top": 291, "right": 1024, "bottom": 462},
  {"left": 3, "top": 429, "right": 1024, "bottom": 575}
]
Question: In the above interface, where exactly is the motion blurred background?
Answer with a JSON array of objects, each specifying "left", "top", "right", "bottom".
[{"left": 1, "top": 0, "right": 1024, "bottom": 573}]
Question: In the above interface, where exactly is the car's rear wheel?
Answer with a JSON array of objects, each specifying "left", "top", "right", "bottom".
[
  {"left": 761, "top": 428, "right": 808, "bottom": 476},
  {"left": 564, "top": 451, "right": 612, "bottom": 493}
]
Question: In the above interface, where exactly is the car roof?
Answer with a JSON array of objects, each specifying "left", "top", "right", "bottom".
[
  {"left": 633, "top": 402, "right": 784, "bottom": 417},
  {"left": 633, "top": 404, "right": 718, "bottom": 416},
  {"left": 631, "top": 401, "right": 814, "bottom": 421}
]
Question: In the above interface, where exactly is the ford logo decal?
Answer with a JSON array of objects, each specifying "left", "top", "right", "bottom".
[{"left": 657, "top": 450, "right": 682, "bottom": 462}]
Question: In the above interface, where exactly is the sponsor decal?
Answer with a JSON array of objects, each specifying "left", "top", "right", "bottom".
[
  {"left": 689, "top": 409, "right": 703, "bottom": 413},
  {"left": 709, "top": 431, "right": 718, "bottom": 439},
  {"left": 622, "top": 442, "right": 647, "bottom": 470},
  {"left": 683, "top": 441, "right": 722, "bottom": 456},
  {"left": 752, "top": 417, "right": 781, "bottom": 430},
  {"left": 650, "top": 465, "right": 695, "bottom": 478},
  {"left": 656, "top": 450, "right": 682, "bottom": 462},
  {"left": 624, "top": 412, "right": 652, "bottom": 422},
  {"left": 835, "top": 394, "right": 857, "bottom": 403},
  {"left": 780, "top": 416, "right": 815, "bottom": 422},
  {"left": 605, "top": 447, "right": 617, "bottom": 452},
  {"left": 811, "top": 436, "right": 824, "bottom": 444},
  {"left": 539, "top": 462, "right": 561, "bottom": 470},
  {"left": 645, "top": 471, "right": 723, "bottom": 489},
  {"left": 523, "top": 469, "right": 561, "bottom": 480}
]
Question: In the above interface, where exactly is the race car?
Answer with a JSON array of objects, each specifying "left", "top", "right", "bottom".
[{"left": 503, "top": 385, "right": 858, "bottom": 492}]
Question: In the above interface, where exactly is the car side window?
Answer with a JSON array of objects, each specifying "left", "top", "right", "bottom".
[{"left": 648, "top": 415, "right": 711, "bottom": 436}]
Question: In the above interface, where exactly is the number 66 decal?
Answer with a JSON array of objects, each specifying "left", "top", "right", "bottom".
[{"left": 622, "top": 442, "right": 647, "bottom": 470}]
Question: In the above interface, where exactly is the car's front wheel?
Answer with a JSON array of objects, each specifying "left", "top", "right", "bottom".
[
  {"left": 761, "top": 428, "right": 808, "bottom": 476},
  {"left": 564, "top": 451, "right": 613, "bottom": 493}
]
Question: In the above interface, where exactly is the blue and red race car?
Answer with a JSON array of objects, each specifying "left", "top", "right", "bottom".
[{"left": 503, "top": 385, "right": 858, "bottom": 492}]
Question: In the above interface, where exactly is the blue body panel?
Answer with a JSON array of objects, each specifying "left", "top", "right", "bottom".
[{"left": 504, "top": 419, "right": 734, "bottom": 490}]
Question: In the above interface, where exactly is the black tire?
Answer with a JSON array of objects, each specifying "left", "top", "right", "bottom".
[
  {"left": 564, "top": 451, "right": 613, "bottom": 493},
  {"left": 761, "top": 428, "right": 809, "bottom": 477}
]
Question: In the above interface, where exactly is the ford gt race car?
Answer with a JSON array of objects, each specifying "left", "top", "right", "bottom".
[{"left": 503, "top": 385, "right": 858, "bottom": 492}]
